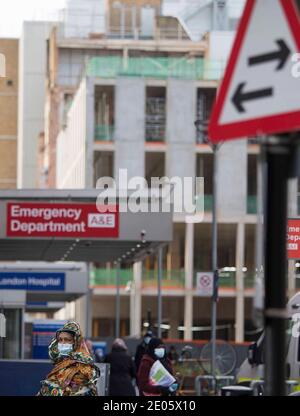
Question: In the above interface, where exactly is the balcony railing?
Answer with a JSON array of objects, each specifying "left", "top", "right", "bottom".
[
  {"left": 90, "top": 268, "right": 256, "bottom": 289},
  {"left": 194, "top": 271, "right": 256, "bottom": 289},
  {"left": 95, "top": 124, "right": 114, "bottom": 141},
  {"left": 145, "top": 128, "right": 166, "bottom": 142},
  {"left": 247, "top": 195, "right": 257, "bottom": 214},
  {"left": 204, "top": 195, "right": 213, "bottom": 212},
  {"left": 203, "top": 195, "right": 258, "bottom": 214},
  {"left": 142, "top": 269, "right": 185, "bottom": 288},
  {"left": 87, "top": 56, "right": 226, "bottom": 81},
  {"left": 90, "top": 268, "right": 185, "bottom": 288},
  {"left": 90, "top": 268, "right": 133, "bottom": 286}
]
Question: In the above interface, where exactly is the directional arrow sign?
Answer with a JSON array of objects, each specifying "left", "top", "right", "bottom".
[
  {"left": 232, "top": 83, "right": 273, "bottom": 113},
  {"left": 248, "top": 39, "right": 291, "bottom": 71},
  {"left": 209, "top": 0, "right": 300, "bottom": 142}
]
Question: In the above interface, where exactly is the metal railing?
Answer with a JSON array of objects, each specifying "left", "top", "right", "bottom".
[
  {"left": 195, "top": 375, "right": 236, "bottom": 396},
  {"left": 90, "top": 268, "right": 256, "bottom": 289},
  {"left": 94, "top": 124, "right": 114, "bottom": 141},
  {"left": 90, "top": 268, "right": 133, "bottom": 286},
  {"left": 90, "top": 268, "right": 185, "bottom": 288},
  {"left": 106, "top": 26, "right": 190, "bottom": 41},
  {"left": 142, "top": 269, "right": 185, "bottom": 288},
  {"left": 247, "top": 195, "right": 257, "bottom": 214},
  {"left": 86, "top": 56, "right": 226, "bottom": 81},
  {"left": 194, "top": 270, "right": 255, "bottom": 289}
]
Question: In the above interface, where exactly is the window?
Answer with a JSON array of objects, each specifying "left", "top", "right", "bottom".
[
  {"left": 145, "top": 152, "right": 165, "bottom": 185},
  {"left": 146, "top": 87, "right": 166, "bottom": 142},
  {"left": 196, "top": 89, "right": 216, "bottom": 144},
  {"left": 196, "top": 154, "right": 214, "bottom": 196},
  {"left": 94, "top": 151, "right": 114, "bottom": 187}
]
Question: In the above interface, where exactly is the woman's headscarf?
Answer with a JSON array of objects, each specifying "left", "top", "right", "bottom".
[
  {"left": 146, "top": 337, "right": 164, "bottom": 360},
  {"left": 38, "top": 321, "right": 100, "bottom": 396},
  {"left": 146, "top": 337, "right": 172, "bottom": 373},
  {"left": 48, "top": 320, "right": 93, "bottom": 364}
]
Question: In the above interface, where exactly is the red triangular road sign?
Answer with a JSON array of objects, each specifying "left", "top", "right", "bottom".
[{"left": 208, "top": 0, "right": 300, "bottom": 143}]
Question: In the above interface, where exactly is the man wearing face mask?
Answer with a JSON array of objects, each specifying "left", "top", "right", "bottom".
[
  {"left": 137, "top": 337, "right": 178, "bottom": 396},
  {"left": 37, "top": 321, "right": 100, "bottom": 396},
  {"left": 134, "top": 330, "right": 153, "bottom": 376}
]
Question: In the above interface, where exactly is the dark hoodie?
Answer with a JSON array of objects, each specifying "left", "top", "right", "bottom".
[
  {"left": 137, "top": 338, "right": 174, "bottom": 396},
  {"left": 134, "top": 331, "right": 153, "bottom": 373},
  {"left": 104, "top": 345, "right": 136, "bottom": 396}
]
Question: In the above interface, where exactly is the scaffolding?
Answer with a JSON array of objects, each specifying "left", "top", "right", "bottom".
[
  {"left": 146, "top": 97, "right": 166, "bottom": 142},
  {"left": 196, "top": 90, "right": 216, "bottom": 143}
]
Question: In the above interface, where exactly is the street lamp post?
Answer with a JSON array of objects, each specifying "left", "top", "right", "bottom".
[
  {"left": 195, "top": 119, "right": 221, "bottom": 389},
  {"left": 157, "top": 246, "right": 163, "bottom": 339},
  {"left": 115, "top": 261, "right": 121, "bottom": 339}
]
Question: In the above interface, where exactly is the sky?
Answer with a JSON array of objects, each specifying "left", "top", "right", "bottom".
[{"left": 0, "top": 0, "right": 66, "bottom": 38}]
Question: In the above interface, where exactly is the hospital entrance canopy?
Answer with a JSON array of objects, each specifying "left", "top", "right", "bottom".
[{"left": 0, "top": 189, "right": 173, "bottom": 264}]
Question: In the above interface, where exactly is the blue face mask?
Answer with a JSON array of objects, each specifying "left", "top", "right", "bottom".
[
  {"left": 154, "top": 348, "right": 165, "bottom": 359},
  {"left": 58, "top": 343, "right": 73, "bottom": 355},
  {"left": 144, "top": 337, "right": 151, "bottom": 345}
]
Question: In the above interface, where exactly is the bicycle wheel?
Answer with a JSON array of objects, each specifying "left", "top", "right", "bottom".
[{"left": 199, "top": 341, "right": 237, "bottom": 376}]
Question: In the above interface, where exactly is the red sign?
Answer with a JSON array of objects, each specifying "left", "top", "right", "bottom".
[
  {"left": 209, "top": 0, "right": 300, "bottom": 142},
  {"left": 6, "top": 203, "right": 119, "bottom": 238},
  {"left": 287, "top": 219, "right": 300, "bottom": 259}
]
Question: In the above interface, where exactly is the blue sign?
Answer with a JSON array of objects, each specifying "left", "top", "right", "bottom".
[
  {"left": 0, "top": 272, "right": 65, "bottom": 291},
  {"left": 32, "top": 320, "right": 66, "bottom": 359}
]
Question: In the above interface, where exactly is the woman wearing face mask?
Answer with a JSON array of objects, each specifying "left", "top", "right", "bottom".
[
  {"left": 137, "top": 337, "right": 178, "bottom": 396},
  {"left": 37, "top": 321, "right": 100, "bottom": 396}
]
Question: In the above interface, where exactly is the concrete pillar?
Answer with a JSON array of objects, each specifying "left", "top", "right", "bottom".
[
  {"left": 165, "top": 79, "right": 196, "bottom": 180},
  {"left": 235, "top": 222, "right": 245, "bottom": 343},
  {"left": 114, "top": 77, "right": 145, "bottom": 180},
  {"left": 184, "top": 222, "right": 194, "bottom": 340},
  {"left": 130, "top": 262, "right": 142, "bottom": 337},
  {"left": 85, "top": 77, "right": 95, "bottom": 188},
  {"left": 288, "top": 260, "right": 296, "bottom": 299},
  {"left": 216, "top": 140, "right": 247, "bottom": 219},
  {"left": 18, "top": 22, "right": 54, "bottom": 188},
  {"left": 74, "top": 297, "right": 88, "bottom": 336}
]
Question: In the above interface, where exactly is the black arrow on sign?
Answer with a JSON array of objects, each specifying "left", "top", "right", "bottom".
[
  {"left": 248, "top": 39, "right": 291, "bottom": 70},
  {"left": 232, "top": 82, "right": 273, "bottom": 113}
]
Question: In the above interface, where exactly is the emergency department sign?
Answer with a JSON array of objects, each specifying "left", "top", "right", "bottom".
[
  {"left": 287, "top": 219, "right": 300, "bottom": 259},
  {"left": 6, "top": 202, "right": 119, "bottom": 238},
  {"left": 196, "top": 272, "right": 214, "bottom": 297},
  {"left": 209, "top": 0, "right": 300, "bottom": 142}
]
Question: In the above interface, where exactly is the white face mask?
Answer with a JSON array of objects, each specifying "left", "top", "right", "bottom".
[
  {"left": 144, "top": 337, "right": 151, "bottom": 345},
  {"left": 58, "top": 343, "right": 73, "bottom": 355},
  {"left": 154, "top": 348, "right": 165, "bottom": 359}
]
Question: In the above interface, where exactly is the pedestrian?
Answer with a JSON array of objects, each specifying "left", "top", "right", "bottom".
[
  {"left": 134, "top": 330, "right": 153, "bottom": 374},
  {"left": 37, "top": 321, "right": 100, "bottom": 396},
  {"left": 137, "top": 337, "right": 178, "bottom": 396},
  {"left": 167, "top": 345, "right": 179, "bottom": 364},
  {"left": 104, "top": 338, "right": 136, "bottom": 396}
]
